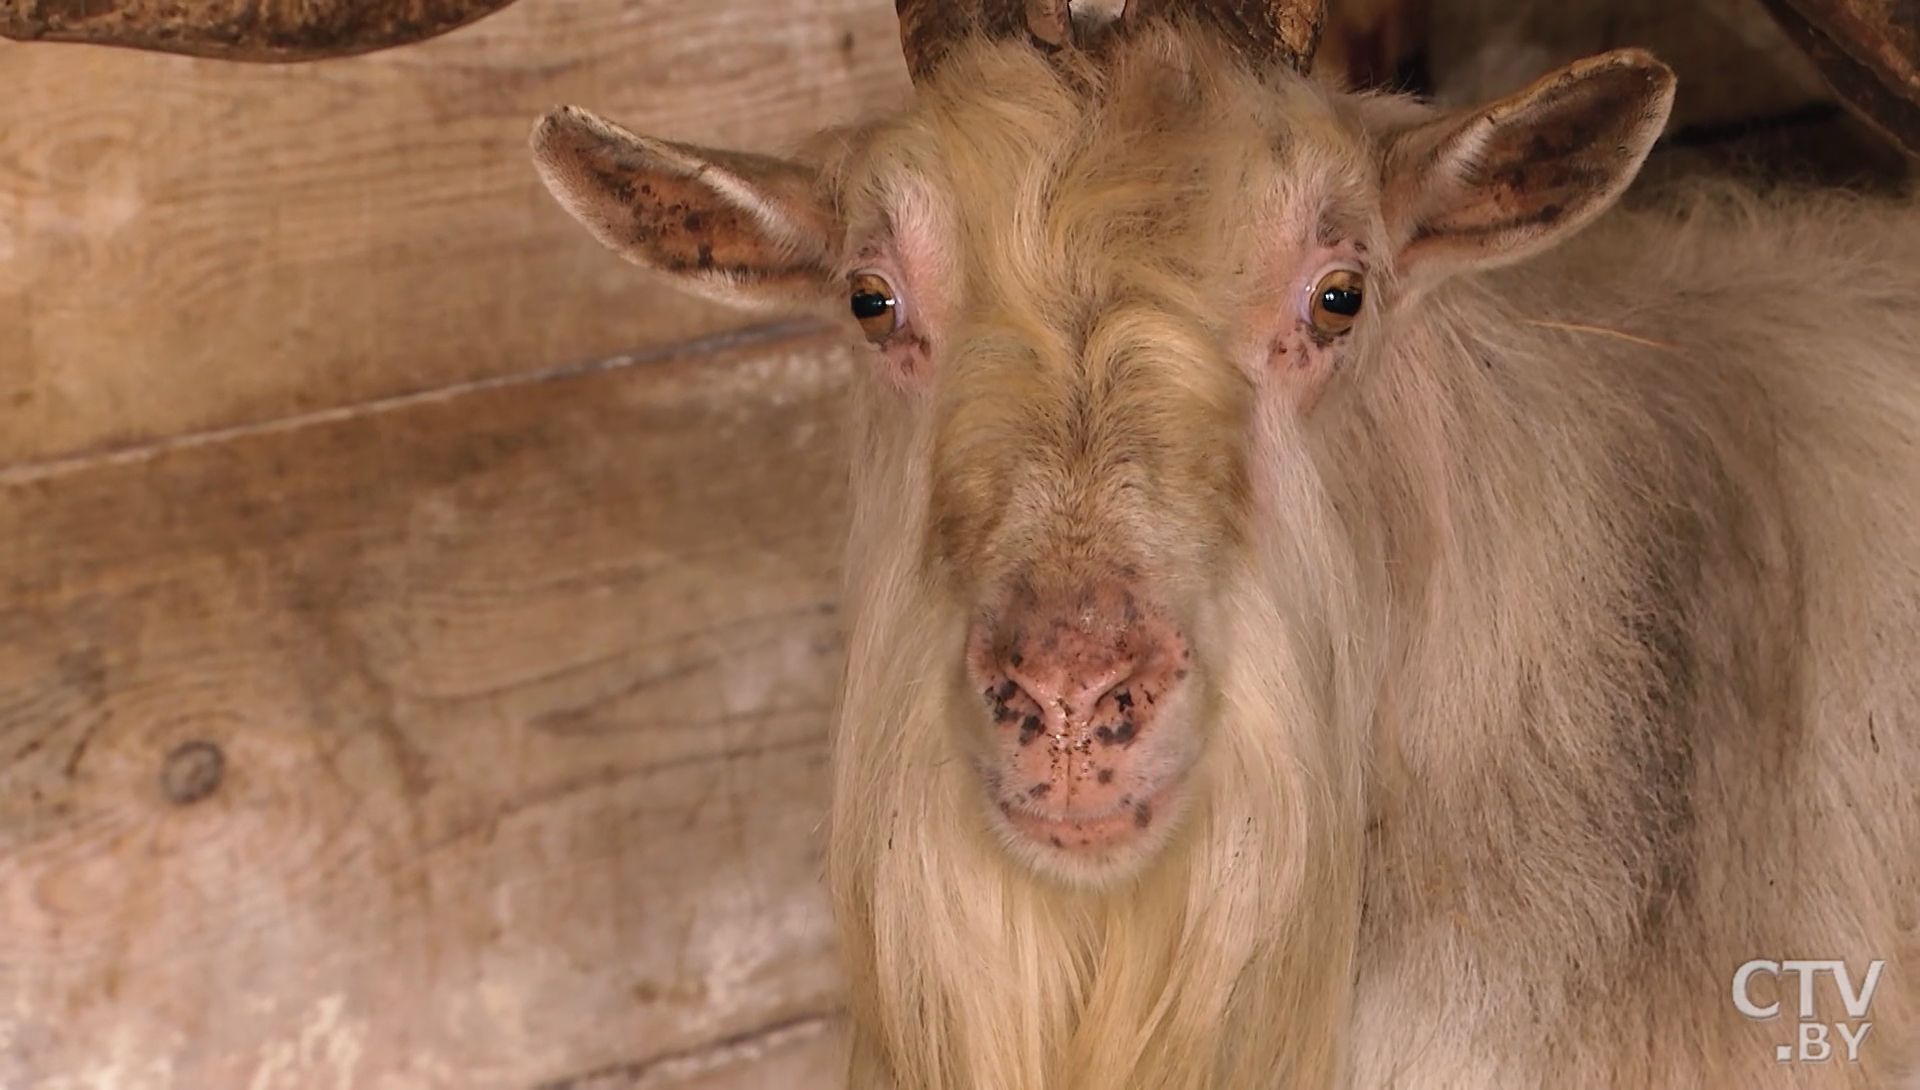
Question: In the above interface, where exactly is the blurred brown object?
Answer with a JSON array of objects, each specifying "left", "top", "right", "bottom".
[
  {"left": 1315, "top": 0, "right": 1433, "bottom": 88},
  {"left": 1758, "top": 0, "right": 1920, "bottom": 155},
  {"left": 0, "top": 0, "right": 522, "bottom": 60},
  {"left": 1387, "top": 0, "right": 1912, "bottom": 186}
]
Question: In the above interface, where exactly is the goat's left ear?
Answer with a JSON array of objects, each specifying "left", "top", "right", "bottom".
[
  {"left": 1381, "top": 49, "right": 1675, "bottom": 280},
  {"left": 531, "top": 106, "right": 841, "bottom": 312}
]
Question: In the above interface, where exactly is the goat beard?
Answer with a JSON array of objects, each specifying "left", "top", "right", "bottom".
[{"left": 827, "top": 403, "right": 1370, "bottom": 1090}]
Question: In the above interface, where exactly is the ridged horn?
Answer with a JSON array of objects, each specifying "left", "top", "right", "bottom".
[
  {"left": 1133, "top": 0, "right": 1326, "bottom": 72},
  {"left": 895, "top": 0, "right": 1064, "bottom": 83},
  {"left": 893, "top": 0, "right": 1326, "bottom": 83}
]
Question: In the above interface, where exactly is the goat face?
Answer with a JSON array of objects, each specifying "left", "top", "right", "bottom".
[{"left": 529, "top": 16, "right": 1674, "bottom": 887}]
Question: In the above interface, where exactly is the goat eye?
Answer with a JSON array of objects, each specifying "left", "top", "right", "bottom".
[
  {"left": 849, "top": 273, "right": 899, "bottom": 343},
  {"left": 1310, "top": 269, "right": 1364, "bottom": 335}
]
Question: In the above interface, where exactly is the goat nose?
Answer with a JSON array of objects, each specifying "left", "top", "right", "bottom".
[
  {"left": 1002, "top": 653, "right": 1137, "bottom": 727},
  {"left": 971, "top": 583, "right": 1188, "bottom": 749}
]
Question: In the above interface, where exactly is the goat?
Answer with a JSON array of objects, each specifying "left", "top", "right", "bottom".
[{"left": 530, "top": 1, "right": 1920, "bottom": 1085}]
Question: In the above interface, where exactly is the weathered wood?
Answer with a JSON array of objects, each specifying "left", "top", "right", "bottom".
[
  {"left": 0, "top": 0, "right": 522, "bottom": 61},
  {"left": 1760, "top": 0, "right": 1920, "bottom": 154},
  {"left": 0, "top": 0, "right": 908, "bottom": 468},
  {"left": 535, "top": 1012, "right": 844, "bottom": 1088},
  {"left": 0, "top": 323, "right": 857, "bottom": 1088}
]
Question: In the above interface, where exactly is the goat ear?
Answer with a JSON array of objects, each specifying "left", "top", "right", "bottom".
[
  {"left": 530, "top": 106, "right": 841, "bottom": 312},
  {"left": 1382, "top": 49, "right": 1675, "bottom": 279}
]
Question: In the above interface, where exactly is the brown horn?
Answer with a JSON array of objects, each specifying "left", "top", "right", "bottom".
[
  {"left": 893, "top": 0, "right": 1327, "bottom": 83},
  {"left": 1130, "top": 0, "right": 1327, "bottom": 72},
  {"left": 0, "top": 0, "right": 522, "bottom": 62},
  {"left": 895, "top": 0, "right": 1069, "bottom": 83}
]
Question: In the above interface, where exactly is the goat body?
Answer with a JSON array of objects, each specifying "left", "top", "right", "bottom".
[{"left": 532, "top": 7, "right": 1920, "bottom": 1086}]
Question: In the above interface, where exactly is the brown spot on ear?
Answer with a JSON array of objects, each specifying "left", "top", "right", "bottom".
[{"left": 530, "top": 106, "right": 841, "bottom": 302}]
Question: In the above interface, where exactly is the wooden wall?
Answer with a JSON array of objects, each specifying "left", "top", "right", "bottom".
[{"left": 0, "top": 1, "right": 900, "bottom": 1085}]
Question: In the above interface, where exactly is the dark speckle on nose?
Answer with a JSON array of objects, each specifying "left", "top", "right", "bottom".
[{"left": 1134, "top": 801, "right": 1153, "bottom": 828}]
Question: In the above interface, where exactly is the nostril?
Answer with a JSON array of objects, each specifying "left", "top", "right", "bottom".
[
  {"left": 969, "top": 584, "right": 1190, "bottom": 745},
  {"left": 999, "top": 655, "right": 1139, "bottom": 726}
]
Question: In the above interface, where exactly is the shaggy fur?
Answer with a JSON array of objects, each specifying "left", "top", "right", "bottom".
[{"left": 533, "top": 19, "right": 1920, "bottom": 1089}]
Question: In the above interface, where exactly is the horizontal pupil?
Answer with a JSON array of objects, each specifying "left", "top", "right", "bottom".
[
  {"left": 851, "top": 292, "right": 893, "bottom": 320},
  {"left": 1321, "top": 287, "right": 1362, "bottom": 316}
]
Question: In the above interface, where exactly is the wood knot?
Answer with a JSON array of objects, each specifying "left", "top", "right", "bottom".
[{"left": 159, "top": 740, "right": 225, "bottom": 805}]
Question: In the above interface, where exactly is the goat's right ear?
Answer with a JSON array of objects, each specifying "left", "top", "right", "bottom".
[
  {"left": 1380, "top": 49, "right": 1676, "bottom": 283},
  {"left": 530, "top": 106, "right": 841, "bottom": 312}
]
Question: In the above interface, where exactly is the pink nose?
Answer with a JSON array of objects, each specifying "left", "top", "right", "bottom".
[{"left": 969, "top": 581, "right": 1188, "bottom": 753}]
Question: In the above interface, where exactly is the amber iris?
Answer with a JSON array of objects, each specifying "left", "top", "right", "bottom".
[
  {"left": 850, "top": 273, "right": 899, "bottom": 342},
  {"left": 1311, "top": 269, "right": 1364, "bottom": 335}
]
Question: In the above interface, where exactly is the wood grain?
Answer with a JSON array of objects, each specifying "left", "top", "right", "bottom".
[
  {"left": 0, "top": 322, "right": 858, "bottom": 1088},
  {"left": 0, "top": 0, "right": 908, "bottom": 468}
]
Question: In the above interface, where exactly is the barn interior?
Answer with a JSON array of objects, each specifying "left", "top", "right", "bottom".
[{"left": 0, "top": 0, "right": 1913, "bottom": 1086}]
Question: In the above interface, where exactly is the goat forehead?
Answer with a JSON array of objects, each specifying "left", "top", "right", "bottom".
[
  {"left": 919, "top": 102, "right": 1288, "bottom": 463},
  {"left": 895, "top": 67, "right": 1372, "bottom": 328},
  {"left": 929, "top": 288, "right": 1252, "bottom": 542},
  {"left": 939, "top": 96, "right": 1274, "bottom": 261},
  {"left": 925, "top": 142, "right": 1288, "bottom": 441}
]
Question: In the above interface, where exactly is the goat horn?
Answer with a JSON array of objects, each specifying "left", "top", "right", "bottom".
[
  {"left": 1132, "top": 0, "right": 1327, "bottom": 71},
  {"left": 895, "top": 0, "right": 1069, "bottom": 83},
  {"left": 0, "top": 0, "right": 522, "bottom": 61},
  {"left": 894, "top": 0, "right": 1326, "bottom": 83}
]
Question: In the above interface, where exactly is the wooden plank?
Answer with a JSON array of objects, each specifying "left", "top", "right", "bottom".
[
  {"left": 537, "top": 1013, "right": 845, "bottom": 1089},
  {"left": 0, "top": 0, "right": 908, "bottom": 467},
  {"left": 0, "top": 322, "right": 857, "bottom": 1088}
]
